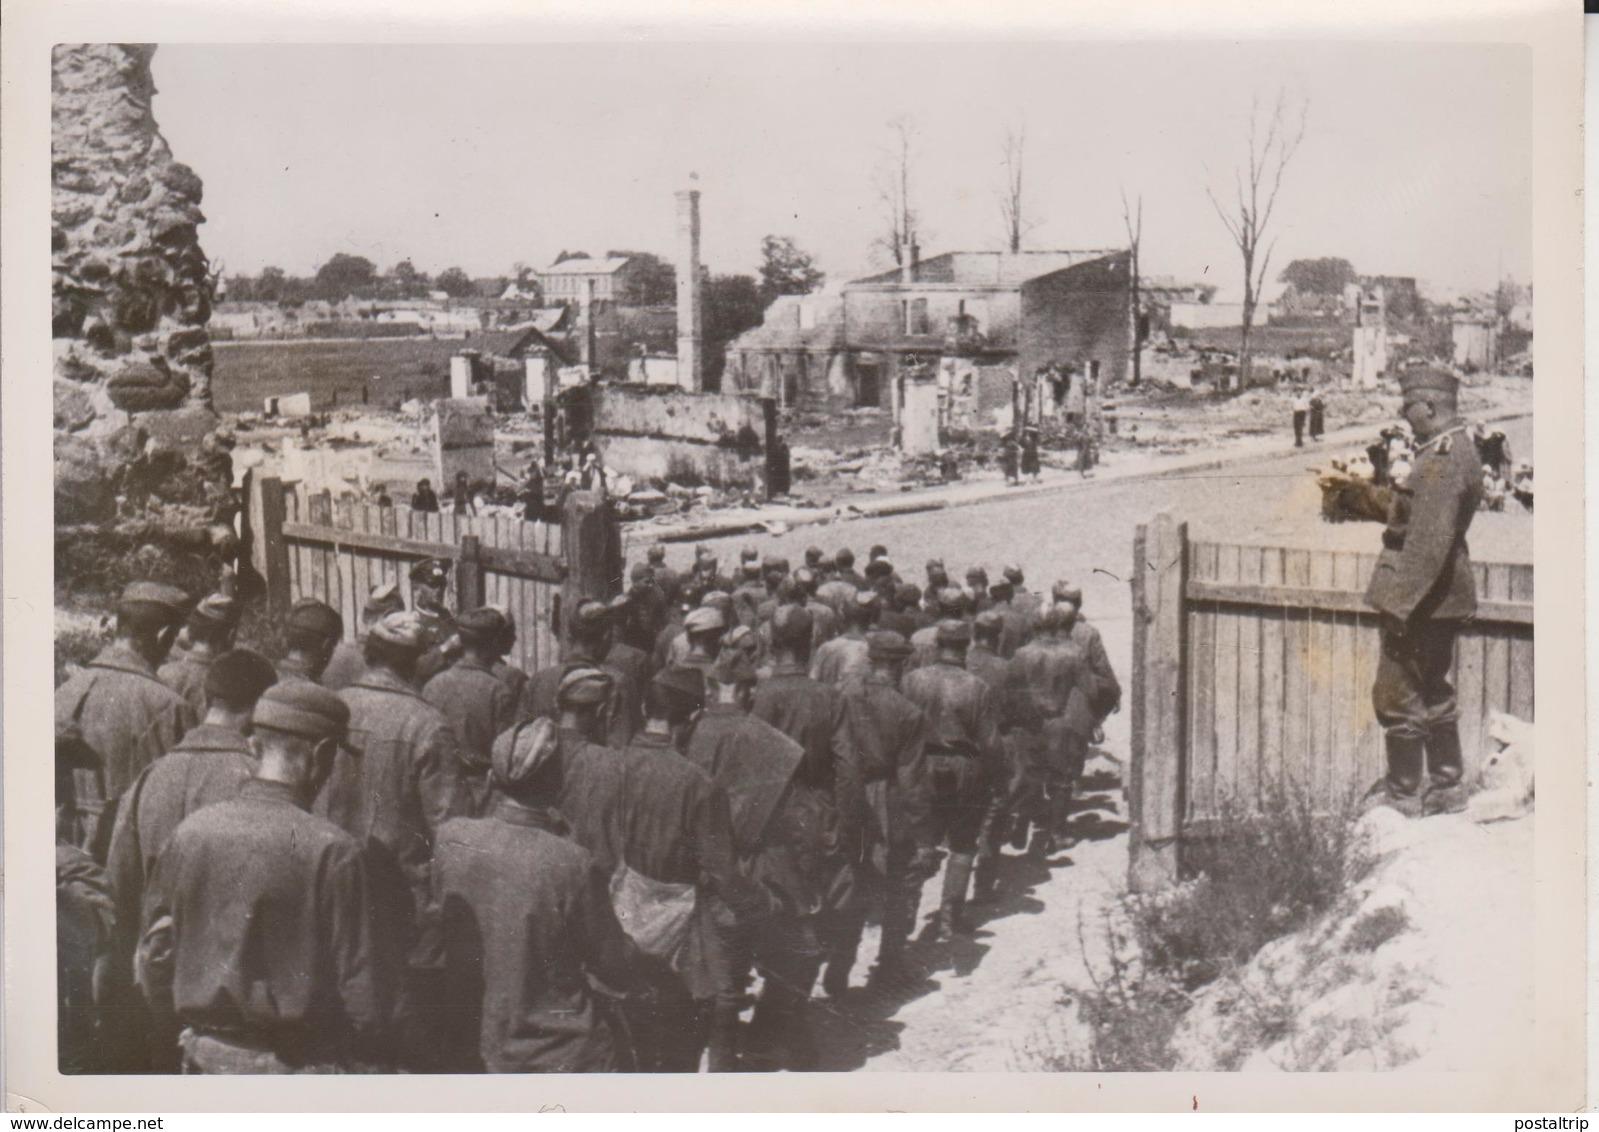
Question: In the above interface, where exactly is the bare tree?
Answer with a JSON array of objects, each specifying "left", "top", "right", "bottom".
[
  {"left": 1206, "top": 89, "right": 1308, "bottom": 391},
  {"left": 871, "top": 115, "right": 922, "bottom": 269},
  {"left": 1121, "top": 188, "right": 1143, "bottom": 387},
  {"left": 998, "top": 121, "right": 1038, "bottom": 254}
]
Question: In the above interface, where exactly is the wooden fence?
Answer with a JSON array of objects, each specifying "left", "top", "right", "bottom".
[
  {"left": 249, "top": 476, "right": 622, "bottom": 675},
  {"left": 1127, "top": 512, "right": 1533, "bottom": 891}
]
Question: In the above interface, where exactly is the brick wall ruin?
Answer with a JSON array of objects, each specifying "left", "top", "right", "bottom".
[{"left": 53, "top": 43, "right": 234, "bottom": 539}]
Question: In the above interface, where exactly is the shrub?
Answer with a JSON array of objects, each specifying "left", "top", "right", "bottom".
[{"left": 1345, "top": 905, "right": 1410, "bottom": 954}]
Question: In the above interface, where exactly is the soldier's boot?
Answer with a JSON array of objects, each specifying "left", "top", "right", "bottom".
[
  {"left": 706, "top": 1001, "right": 744, "bottom": 1073},
  {"left": 935, "top": 853, "right": 975, "bottom": 940},
  {"left": 1363, "top": 734, "right": 1426, "bottom": 818},
  {"left": 970, "top": 848, "right": 1001, "bottom": 905},
  {"left": 1047, "top": 786, "right": 1075, "bottom": 853},
  {"left": 1423, "top": 723, "right": 1468, "bottom": 816}
]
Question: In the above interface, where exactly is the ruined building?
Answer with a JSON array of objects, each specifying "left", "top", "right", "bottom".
[
  {"left": 724, "top": 248, "right": 1134, "bottom": 414},
  {"left": 53, "top": 43, "right": 234, "bottom": 542}
]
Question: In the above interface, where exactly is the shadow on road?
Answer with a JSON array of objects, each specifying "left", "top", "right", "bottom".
[{"left": 806, "top": 778, "right": 1125, "bottom": 1071}]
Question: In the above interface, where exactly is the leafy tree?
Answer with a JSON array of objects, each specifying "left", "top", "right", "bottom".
[
  {"left": 256, "top": 266, "right": 288, "bottom": 302},
  {"left": 1279, "top": 257, "right": 1356, "bottom": 296},
  {"left": 312, "top": 253, "right": 378, "bottom": 301},
  {"left": 553, "top": 250, "right": 592, "bottom": 265},
  {"left": 386, "top": 259, "right": 429, "bottom": 299},
  {"left": 605, "top": 249, "right": 676, "bottom": 305},
  {"left": 758, "top": 236, "right": 825, "bottom": 302},
  {"left": 435, "top": 266, "right": 474, "bottom": 298},
  {"left": 704, "top": 273, "right": 765, "bottom": 346}
]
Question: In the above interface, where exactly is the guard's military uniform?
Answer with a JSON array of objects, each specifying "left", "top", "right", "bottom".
[{"left": 1363, "top": 368, "right": 1484, "bottom": 812}]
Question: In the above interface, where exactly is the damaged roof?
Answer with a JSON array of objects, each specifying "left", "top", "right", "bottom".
[
  {"left": 539, "top": 255, "right": 631, "bottom": 276},
  {"left": 848, "top": 249, "right": 1124, "bottom": 288}
]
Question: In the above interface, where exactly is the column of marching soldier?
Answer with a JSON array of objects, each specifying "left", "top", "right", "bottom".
[{"left": 54, "top": 540, "right": 1120, "bottom": 1076}]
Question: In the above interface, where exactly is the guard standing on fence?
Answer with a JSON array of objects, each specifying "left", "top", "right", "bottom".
[
  {"left": 411, "top": 558, "right": 459, "bottom": 687},
  {"left": 1363, "top": 366, "right": 1484, "bottom": 818}
]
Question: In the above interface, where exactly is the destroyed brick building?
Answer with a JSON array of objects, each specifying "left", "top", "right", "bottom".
[{"left": 724, "top": 248, "right": 1135, "bottom": 414}]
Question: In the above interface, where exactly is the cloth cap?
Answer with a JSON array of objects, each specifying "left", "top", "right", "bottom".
[
  {"left": 363, "top": 582, "right": 405, "bottom": 618},
  {"left": 762, "top": 555, "right": 790, "bottom": 574},
  {"left": 118, "top": 582, "right": 190, "bottom": 620},
  {"left": 684, "top": 606, "right": 726, "bottom": 634},
  {"left": 253, "top": 682, "right": 350, "bottom": 744},
  {"left": 817, "top": 554, "right": 837, "bottom": 572},
  {"left": 286, "top": 599, "right": 343, "bottom": 641},
  {"left": 646, "top": 545, "right": 666, "bottom": 562},
  {"left": 652, "top": 665, "right": 706, "bottom": 708},
  {"left": 711, "top": 649, "right": 759, "bottom": 687},
  {"left": 896, "top": 582, "right": 922, "bottom": 607},
  {"left": 573, "top": 599, "right": 613, "bottom": 630},
  {"left": 491, "top": 717, "right": 560, "bottom": 790},
  {"left": 805, "top": 546, "right": 823, "bottom": 564},
  {"left": 1398, "top": 366, "right": 1460, "bottom": 401},
  {"left": 1052, "top": 581, "right": 1083, "bottom": 606},
  {"left": 557, "top": 665, "right": 614, "bottom": 706},
  {"left": 973, "top": 610, "right": 1005, "bottom": 637},
  {"left": 836, "top": 548, "right": 855, "bottom": 566},
  {"left": 702, "top": 591, "right": 734, "bottom": 616},
  {"left": 864, "top": 559, "right": 893, "bottom": 579},
  {"left": 936, "top": 618, "right": 972, "bottom": 646},
  {"left": 1003, "top": 565, "right": 1024, "bottom": 584},
  {"left": 630, "top": 562, "right": 654, "bottom": 583},
  {"left": 925, "top": 558, "right": 945, "bottom": 573},
  {"left": 192, "top": 592, "right": 241, "bottom": 628},
  {"left": 965, "top": 566, "right": 990, "bottom": 584},
  {"left": 770, "top": 604, "right": 814, "bottom": 648},
  {"left": 370, "top": 611, "right": 429, "bottom": 650},
  {"left": 870, "top": 545, "right": 888, "bottom": 560},
  {"left": 456, "top": 607, "right": 510, "bottom": 644},
  {"left": 740, "top": 546, "right": 760, "bottom": 563},
  {"left": 866, "top": 630, "right": 913, "bottom": 661},
  {"left": 409, "top": 558, "right": 451, "bottom": 587},
  {"left": 794, "top": 567, "right": 818, "bottom": 589},
  {"left": 205, "top": 648, "right": 279, "bottom": 704},
  {"left": 741, "top": 560, "right": 763, "bottom": 578}
]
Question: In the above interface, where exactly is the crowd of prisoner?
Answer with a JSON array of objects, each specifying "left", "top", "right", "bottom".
[{"left": 55, "top": 542, "right": 1119, "bottom": 1076}]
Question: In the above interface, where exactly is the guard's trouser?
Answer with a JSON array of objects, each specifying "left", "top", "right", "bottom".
[{"left": 1372, "top": 619, "right": 1464, "bottom": 790}]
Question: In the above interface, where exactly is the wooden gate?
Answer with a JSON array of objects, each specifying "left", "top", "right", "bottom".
[
  {"left": 1128, "top": 512, "right": 1533, "bottom": 891},
  {"left": 249, "top": 476, "right": 622, "bottom": 675}
]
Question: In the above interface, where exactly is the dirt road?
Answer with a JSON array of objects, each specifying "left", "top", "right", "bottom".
[{"left": 682, "top": 416, "right": 1533, "bottom": 1071}]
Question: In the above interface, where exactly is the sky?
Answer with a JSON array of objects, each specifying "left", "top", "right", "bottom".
[{"left": 151, "top": 41, "right": 1531, "bottom": 303}]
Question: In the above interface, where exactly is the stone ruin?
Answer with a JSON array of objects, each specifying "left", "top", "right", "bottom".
[{"left": 53, "top": 43, "right": 234, "bottom": 552}]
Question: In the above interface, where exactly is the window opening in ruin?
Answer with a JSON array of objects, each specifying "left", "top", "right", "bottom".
[{"left": 856, "top": 361, "right": 881, "bottom": 408}]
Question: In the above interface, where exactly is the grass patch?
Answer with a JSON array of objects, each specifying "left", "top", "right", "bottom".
[{"left": 1345, "top": 905, "right": 1410, "bottom": 954}]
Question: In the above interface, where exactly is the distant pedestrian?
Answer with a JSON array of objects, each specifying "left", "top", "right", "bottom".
[
  {"left": 374, "top": 484, "right": 393, "bottom": 508},
  {"left": 411, "top": 478, "right": 440, "bottom": 513},
  {"left": 519, "top": 461, "right": 546, "bottom": 523},
  {"left": 450, "top": 470, "right": 476, "bottom": 516},
  {"left": 1292, "top": 392, "right": 1309, "bottom": 447},
  {"left": 1020, "top": 426, "right": 1041, "bottom": 482},
  {"left": 1000, "top": 430, "right": 1020, "bottom": 486},
  {"left": 1309, "top": 392, "right": 1326, "bottom": 441}
]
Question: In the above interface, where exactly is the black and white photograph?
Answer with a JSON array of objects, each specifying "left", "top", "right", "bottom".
[{"left": 6, "top": 0, "right": 1587, "bottom": 1113}]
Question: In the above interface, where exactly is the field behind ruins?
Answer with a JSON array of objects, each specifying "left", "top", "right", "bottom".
[{"left": 211, "top": 337, "right": 461, "bottom": 414}]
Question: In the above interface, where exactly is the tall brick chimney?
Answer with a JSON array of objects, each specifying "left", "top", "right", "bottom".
[
  {"left": 675, "top": 175, "right": 704, "bottom": 392},
  {"left": 579, "top": 277, "right": 597, "bottom": 370}
]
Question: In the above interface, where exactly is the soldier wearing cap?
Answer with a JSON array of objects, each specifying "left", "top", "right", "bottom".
[
  {"left": 646, "top": 543, "right": 683, "bottom": 607},
  {"left": 986, "top": 578, "right": 1028, "bottom": 659},
  {"left": 839, "top": 630, "right": 937, "bottom": 989},
  {"left": 605, "top": 591, "right": 655, "bottom": 696},
  {"left": 964, "top": 567, "right": 993, "bottom": 614},
  {"left": 877, "top": 582, "right": 921, "bottom": 637},
  {"left": 967, "top": 611, "right": 1038, "bottom": 902},
  {"left": 693, "top": 549, "right": 735, "bottom": 595},
  {"left": 523, "top": 599, "right": 641, "bottom": 747},
  {"left": 924, "top": 559, "right": 951, "bottom": 609},
  {"left": 680, "top": 605, "right": 728, "bottom": 675},
  {"left": 747, "top": 604, "right": 864, "bottom": 1065},
  {"left": 816, "top": 558, "right": 860, "bottom": 619},
  {"left": 731, "top": 552, "right": 768, "bottom": 629},
  {"left": 100, "top": 648, "right": 279, "bottom": 1072},
  {"left": 683, "top": 649, "right": 804, "bottom": 1070},
  {"left": 908, "top": 587, "right": 972, "bottom": 671},
  {"left": 487, "top": 607, "right": 529, "bottom": 707},
  {"left": 793, "top": 566, "right": 840, "bottom": 650},
  {"left": 1005, "top": 564, "right": 1043, "bottom": 627},
  {"left": 1363, "top": 366, "right": 1484, "bottom": 817},
  {"left": 319, "top": 609, "right": 462, "bottom": 1053},
  {"left": 321, "top": 582, "right": 404, "bottom": 692},
  {"left": 57, "top": 581, "right": 198, "bottom": 854},
  {"left": 423, "top": 608, "right": 519, "bottom": 818},
  {"left": 810, "top": 590, "right": 876, "bottom": 694},
  {"left": 618, "top": 562, "right": 668, "bottom": 657},
  {"left": 1056, "top": 583, "right": 1122, "bottom": 731},
  {"left": 158, "top": 591, "right": 240, "bottom": 716},
  {"left": 137, "top": 683, "right": 401, "bottom": 1073},
  {"left": 605, "top": 667, "right": 749, "bottom": 1072},
  {"left": 435, "top": 716, "right": 651, "bottom": 1072},
  {"left": 900, "top": 617, "right": 1003, "bottom": 939},
  {"left": 835, "top": 547, "right": 868, "bottom": 593},
  {"left": 410, "top": 558, "right": 459, "bottom": 687},
  {"left": 276, "top": 599, "right": 344, "bottom": 685}
]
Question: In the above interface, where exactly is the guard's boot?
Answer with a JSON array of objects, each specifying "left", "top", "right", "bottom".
[
  {"left": 1363, "top": 734, "right": 1426, "bottom": 818},
  {"left": 1423, "top": 723, "right": 1468, "bottom": 816},
  {"left": 706, "top": 1001, "right": 743, "bottom": 1073},
  {"left": 935, "top": 853, "right": 975, "bottom": 940}
]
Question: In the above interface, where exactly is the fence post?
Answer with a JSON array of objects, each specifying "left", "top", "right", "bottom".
[
  {"left": 561, "top": 490, "right": 623, "bottom": 641},
  {"left": 458, "top": 535, "right": 485, "bottom": 611},
  {"left": 1129, "top": 511, "right": 1188, "bottom": 893},
  {"left": 257, "top": 476, "right": 292, "bottom": 625}
]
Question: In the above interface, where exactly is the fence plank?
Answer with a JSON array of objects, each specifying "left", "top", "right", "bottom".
[
  {"left": 1129, "top": 514, "right": 1187, "bottom": 892},
  {"left": 1329, "top": 553, "right": 1363, "bottom": 808},
  {"left": 1187, "top": 544, "right": 1219, "bottom": 822},
  {"left": 1282, "top": 550, "right": 1312, "bottom": 801},
  {"left": 1183, "top": 581, "right": 1531, "bottom": 626},
  {"left": 1306, "top": 551, "right": 1335, "bottom": 811},
  {"left": 1234, "top": 546, "right": 1263, "bottom": 811},
  {"left": 1258, "top": 547, "right": 1286, "bottom": 796},
  {"left": 1212, "top": 544, "right": 1241, "bottom": 812},
  {"left": 259, "top": 478, "right": 292, "bottom": 622}
]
